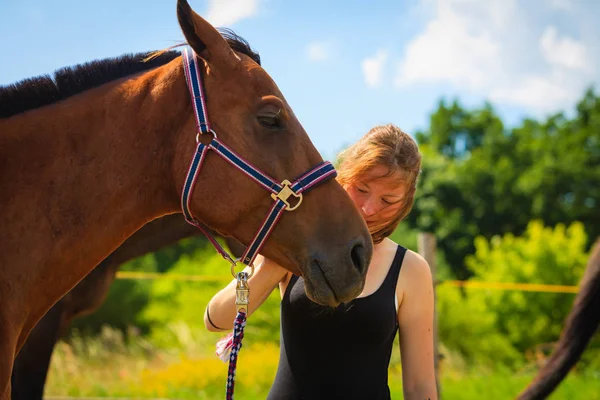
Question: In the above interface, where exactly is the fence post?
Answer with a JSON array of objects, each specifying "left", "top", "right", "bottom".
[{"left": 418, "top": 232, "right": 441, "bottom": 398}]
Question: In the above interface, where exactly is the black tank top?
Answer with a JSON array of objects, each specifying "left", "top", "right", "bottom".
[{"left": 267, "top": 245, "right": 407, "bottom": 400}]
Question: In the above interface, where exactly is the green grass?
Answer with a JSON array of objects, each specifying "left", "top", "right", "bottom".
[
  {"left": 44, "top": 327, "right": 599, "bottom": 400},
  {"left": 436, "top": 369, "right": 600, "bottom": 400}
]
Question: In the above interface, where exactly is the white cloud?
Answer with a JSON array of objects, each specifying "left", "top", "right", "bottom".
[
  {"left": 361, "top": 50, "right": 389, "bottom": 88},
  {"left": 496, "top": 26, "right": 592, "bottom": 110},
  {"left": 394, "top": 0, "right": 597, "bottom": 113},
  {"left": 540, "top": 26, "right": 589, "bottom": 71},
  {"left": 395, "top": 8, "right": 502, "bottom": 90},
  {"left": 306, "top": 41, "right": 333, "bottom": 62},
  {"left": 205, "top": 0, "right": 261, "bottom": 27},
  {"left": 491, "top": 74, "right": 574, "bottom": 111}
]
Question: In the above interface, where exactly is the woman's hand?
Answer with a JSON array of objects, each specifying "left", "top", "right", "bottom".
[{"left": 204, "top": 255, "right": 288, "bottom": 332}]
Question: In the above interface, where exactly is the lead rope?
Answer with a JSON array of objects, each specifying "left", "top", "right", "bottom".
[{"left": 218, "top": 272, "right": 250, "bottom": 400}]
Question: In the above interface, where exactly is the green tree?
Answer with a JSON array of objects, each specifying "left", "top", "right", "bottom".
[
  {"left": 408, "top": 87, "right": 600, "bottom": 278},
  {"left": 416, "top": 99, "right": 505, "bottom": 159},
  {"left": 465, "top": 220, "right": 589, "bottom": 353}
]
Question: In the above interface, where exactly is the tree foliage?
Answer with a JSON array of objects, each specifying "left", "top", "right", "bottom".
[{"left": 408, "top": 87, "right": 600, "bottom": 278}]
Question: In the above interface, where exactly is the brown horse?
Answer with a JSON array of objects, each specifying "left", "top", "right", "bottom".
[
  {"left": 0, "top": 1, "right": 373, "bottom": 397},
  {"left": 517, "top": 237, "right": 600, "bottom": 400},
  {"left": 11, "top": 214, "right": 239, "bottom": 400}
]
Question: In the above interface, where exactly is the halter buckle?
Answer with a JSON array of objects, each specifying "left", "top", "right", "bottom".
[{"left": 271, "top": 180, "right": 303, "bottom": 211}]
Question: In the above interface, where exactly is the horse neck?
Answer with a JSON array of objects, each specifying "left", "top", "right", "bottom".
[
  {"left": 0, "top": 57, "right": 192, "bottom": 334},
  {"left": 103, "top": 214, "right": 199, "bottom": 269}
]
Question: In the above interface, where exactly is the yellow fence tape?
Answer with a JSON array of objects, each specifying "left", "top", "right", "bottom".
[
  {"left": 439, "top": 280, "right": 579, "bottom": 293},
  {"left": 116, "top": 271, "right": 579, "bottom": 293},
  {"left": 116, "top": 271, "right": 231, "bottom": 282}
]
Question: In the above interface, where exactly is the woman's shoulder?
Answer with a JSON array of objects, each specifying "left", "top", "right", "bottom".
[
  {"left": 382, "top": 238, "right": 427, "bottom": 267},
  {"left": 396, "top": 246, "right": 433, "bottom": 290},
  {"left": 378, "top": 238, "right": 431, "bottom": 283},
  {"left": 393, "top": 247, "right": 434, "bottom": 315}
]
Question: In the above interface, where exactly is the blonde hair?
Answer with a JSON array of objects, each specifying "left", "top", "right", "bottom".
[{"left": 336, "top": 124, "right": 421, "bottom": 244}]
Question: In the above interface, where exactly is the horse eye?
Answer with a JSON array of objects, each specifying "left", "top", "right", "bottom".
[{"left": 257, "top": 114, "right": 282, "bottom": 129}]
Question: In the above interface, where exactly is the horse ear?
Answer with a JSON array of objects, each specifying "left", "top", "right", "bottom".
[{"left": 176, "top": 0, "right": 237, "bottom": 68}]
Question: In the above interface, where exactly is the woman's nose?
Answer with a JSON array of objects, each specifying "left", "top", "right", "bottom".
[{"left": 361, "top": 198, "right": 378, "bottom": 217}]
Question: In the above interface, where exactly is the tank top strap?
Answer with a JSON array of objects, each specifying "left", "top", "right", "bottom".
[{"left": 381, "top": 245, "right": 407, "bottom": 292}]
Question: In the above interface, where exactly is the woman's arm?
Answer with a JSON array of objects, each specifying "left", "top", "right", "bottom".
[
  {"left": 204, "top": 255, "right": 288, "bottom": 332},
  {"left": 396, "top": 250, "right": 438, "bottom": 400}
]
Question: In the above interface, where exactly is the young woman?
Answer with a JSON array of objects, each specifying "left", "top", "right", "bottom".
[{"left": 205, "top": 124, "right": 437, "bottom": 400}]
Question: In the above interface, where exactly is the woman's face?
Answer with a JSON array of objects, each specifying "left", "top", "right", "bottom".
[{"left": 344, "top": 165, "right": 407, "bottom": 229}]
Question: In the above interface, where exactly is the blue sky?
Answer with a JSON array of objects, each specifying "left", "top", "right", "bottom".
[{"left": 1, "top": 0, "right": 598, "bottom": 159}]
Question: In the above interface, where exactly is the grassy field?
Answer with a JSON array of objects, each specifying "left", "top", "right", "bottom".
[{"left": 44, "top": 327, "right": 599, "bottom": 400}]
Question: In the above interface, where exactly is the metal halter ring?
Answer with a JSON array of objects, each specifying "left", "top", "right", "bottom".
[
  {"left": 196, "top": 128, "right": 218, "bottom": 143},
  {"left": 230, "top": 258, "right": 255, "bottom": 279}
]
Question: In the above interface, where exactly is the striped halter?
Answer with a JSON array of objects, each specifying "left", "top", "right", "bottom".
[{"left": 180, "top": 47, "right": 337, "bottom": 274}]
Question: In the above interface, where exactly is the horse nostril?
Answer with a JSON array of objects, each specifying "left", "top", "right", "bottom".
[{"left": 350, "top": 242, "right": 366, "bottom": 274}]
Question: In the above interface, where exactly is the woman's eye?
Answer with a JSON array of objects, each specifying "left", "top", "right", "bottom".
[{"left": 357, "top": 187, "right": 368, "bottom": 193}]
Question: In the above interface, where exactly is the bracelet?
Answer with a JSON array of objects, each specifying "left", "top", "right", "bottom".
[{"left": 206, "top": 302, "right": 226, "bottom": 331}]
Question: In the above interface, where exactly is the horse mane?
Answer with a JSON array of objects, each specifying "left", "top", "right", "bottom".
[{"left": 0, "top": 28, "right": 260, "bottom": 119}]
